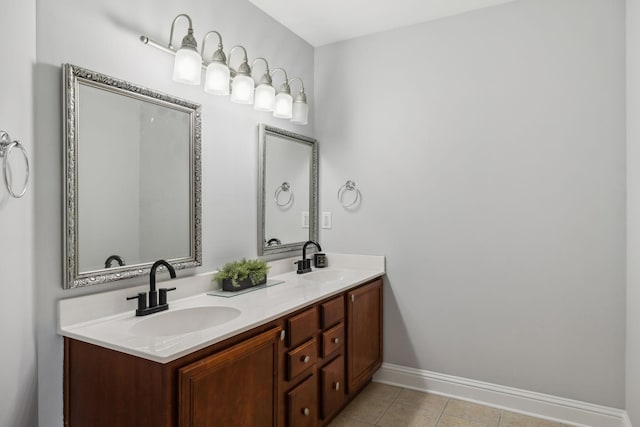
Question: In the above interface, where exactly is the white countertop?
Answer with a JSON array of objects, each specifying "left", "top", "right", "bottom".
[{"left": 58, "top": 253, "right": 385, "bottom": 363}]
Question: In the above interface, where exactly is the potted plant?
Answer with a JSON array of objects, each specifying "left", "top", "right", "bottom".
[{"left": 214, "top": 258, "right": 270, "bottom": 292}]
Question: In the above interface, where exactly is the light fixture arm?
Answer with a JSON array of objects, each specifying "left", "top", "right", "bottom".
[
  {"left": 228, "top": 45, "right": 251, "bottom": 77},
  {"left": 252, "top": 57, "right": 271, "bottom": 84},
  {"left": 201, "top": 31, "right": 226, "bottom": 64},
  {"left": 169, "top": 14, "right": 196, "bottom": 51},
  {"left": 271, "top": 67, "right": 290, "bottom": 93}
]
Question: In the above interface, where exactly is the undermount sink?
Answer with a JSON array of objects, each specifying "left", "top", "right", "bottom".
[
  {"left": 301, "top": 269, "right": 345, "bottom": 282},
  {"left": 129, "top": 306, "right": 241, "bottom": 337}
]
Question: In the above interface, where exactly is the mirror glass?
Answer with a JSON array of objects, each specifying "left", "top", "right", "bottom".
[
  {"left": 63, "top": 64, "right": 202, "bottom": 288},
  {"left": 258, "top": 124, "right": 317, "bottom": 256}
]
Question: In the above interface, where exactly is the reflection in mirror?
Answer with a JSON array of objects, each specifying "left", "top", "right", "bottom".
[
  {"left": 63, "top": 64, "right": 202, "bottom": 288},
  {"left": 258, "top": 124, "right": 317, "bottom": 257}
]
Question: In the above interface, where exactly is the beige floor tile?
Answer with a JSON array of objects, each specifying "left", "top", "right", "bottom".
[
  {"left": 437, "top": 415, "right": 497, "bottom": 427},
  {"left": 499, "top": 411, "right": 561, "bottom": 427},
  {"left": 339, "top": 392, "right": 390, "bottom": 424},
  {"left": 359, "top": 382, "right": 403, "bottom": 403},
  {"left": 376, "top": 402, "right": 439, "bottom": 427},
  {"left": 442, "top": 400, "right": 500, "bottom": 426},
  {"left": 394, "top": 389, "right": 448, "bottom": 417},
  {"left": 328, "top": 414, "right": 375, "bottom": 426}
]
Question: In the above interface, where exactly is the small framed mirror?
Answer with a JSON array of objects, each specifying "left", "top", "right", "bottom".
[
  {"left": 62, "top": 64, "right": 202, "bottom": 288},
  {"left": 258, "top": 124, "right": 318, "bottom": 257}
]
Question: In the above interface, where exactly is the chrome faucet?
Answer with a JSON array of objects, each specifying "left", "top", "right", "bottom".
[
  {"left": 126, "top": 259, "right": 177, "bottom": 316},
  {"left": 296, "top": 240, "right": 322, "bottom": 274}
]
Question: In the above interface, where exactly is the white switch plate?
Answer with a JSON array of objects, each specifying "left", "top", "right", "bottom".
[
  {"left": 321, "top": 211, "right": 332, "bottom": 229},
  {"left": 302, "top": 211, "right": 309, "bottom": 228}
]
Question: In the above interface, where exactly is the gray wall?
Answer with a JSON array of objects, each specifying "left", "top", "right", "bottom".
[
  {"left": 34, "top": 0, "right": 314, "bottom": 425},
  {"left": 0, "top": 2, "right": 37, "bottom": 427},
  {"left": 627, "top": 0, "right": 640, "bottom": 423},
  {"left": 315, "top": 0, "right": 626, "bottom": 407}
]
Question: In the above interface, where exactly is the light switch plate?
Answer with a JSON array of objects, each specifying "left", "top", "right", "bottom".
[
  {"left": 321, "top": 211, "right": 332, "bottom": 229},
  {"left": 301, "top": 211, "right": 309, "bottom": 229}
]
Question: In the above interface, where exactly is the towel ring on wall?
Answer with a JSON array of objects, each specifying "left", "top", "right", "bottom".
[
  {"left": 337, "top": 180, "right": 361, "bottom": 207},
  {"left": 0, "top": 131, "right": 30, "bottom": 199},
  {"left": 274, "top": 182, "right": 294, "bottom": 207}
]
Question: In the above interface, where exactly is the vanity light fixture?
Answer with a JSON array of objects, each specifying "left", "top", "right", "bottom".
[
  {"left": 229, "top": 46, "right": 255, "bottom": 104},
  {"left": 202, "top": 31, "right": 229, "bottom": 95},
  {"left": 272, "top": 68, "right": 293, "bottom": 119},
  {"left": 252, "top": 58, "right": 275, "bottom": 112},
  {"left": 169, "top": 14, "right": 202, "bottom": 85},
  {"left": 288, "top": 77, "right": 308, "bottom": 125},
  {"left": 140, "top": 15, "right": 309, "bottom": 124}
]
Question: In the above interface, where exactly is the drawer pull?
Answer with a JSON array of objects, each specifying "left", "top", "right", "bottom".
[
  {"left": 332, "top": 337, "right": 340, "bottom": 344},
  {"left": 280, "top": 330, "right": 285, "bottom": 341},
  {"left": 302, "top": 355, "right": 310, "bottom": 363},
  {"left": 302, "top": 407, "right": 310, "bottom": 416},
  {"left": 334, "top": 381, "right": 340, "bottom": 391}
]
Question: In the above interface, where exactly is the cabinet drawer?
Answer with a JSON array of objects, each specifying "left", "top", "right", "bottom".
[
  {"left": 321, "top": 355, "right": 345, "bottom": 420},
  {"left": 321, "top": 296, "right": 344, "bottom": 329},
  {"left": 288, "top": 338, "right": 317, "bottom": 380},
  {"left": 287, "top": 306, "right": 317, "bottom": 348},
  {"left": 288, "top": 374, "right": 318, "bottom": 427},
  {"left": 321, "top": 323, "right": 344, "bottom": 358}
]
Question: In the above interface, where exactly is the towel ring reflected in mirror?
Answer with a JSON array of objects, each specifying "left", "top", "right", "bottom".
[
  {"left": 337, "top": 180, "right": 361, "bottom": 208},
  {"left": 274, "top": 181, "right": 294, "bottom": 207},
  {"left": 0, "top": 130, "right": 30, "bottom": 199}
]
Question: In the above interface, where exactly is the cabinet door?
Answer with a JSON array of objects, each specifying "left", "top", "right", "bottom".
[
  {"left": 179, "top": 327, "right": 281, "bottom": 427},
  {"left": 321, "top": 355, "right": 345, "bottom": 420},
  {"left": 287, "top": 374, "right": 318, "bottom": 427},
  {"left": 347, "top": 279, "right": 383, "bottom": 392}
]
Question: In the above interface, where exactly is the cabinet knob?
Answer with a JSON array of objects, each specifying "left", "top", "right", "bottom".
[
  {"left": 302, "top": 408, "right": 310, "bottom": 416},
  {"left": 351, "top": 294, "right": 355, "bottom": 302},
  {"left": 332, "top": 337, "right": 340, "bottom": 344},
  {"left": 302, "top": 355, "right": 310, "bottom": 363},
  {"left": 280, "top": 330, "right": 285, "bottom": 341},
  {"left": 334, "top": 381, "right": 340, "bottom": 391}
]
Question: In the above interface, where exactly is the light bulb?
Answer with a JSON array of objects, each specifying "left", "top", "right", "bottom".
[
  {"left": 231, "top": 75, "right": 255, "bottom": 104},
  {"left": 273, "top": 92, "right": 293, "bottom": 119},
  {"left": 173, "top": 48, "right": 202, "bottom": 85},
  {"left": 254, "top": 84, "right": 275, "bottom": 111},
  {"left": 204, "top": 62, "right": 230, "bottom": 95}
]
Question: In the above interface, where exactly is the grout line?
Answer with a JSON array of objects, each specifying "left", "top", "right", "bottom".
[
  {"left": 497, "top": 410, "right": 503, "bottom": 427},
  {"left": 435, "top": 396, "right": 451, "bottom": 426}
]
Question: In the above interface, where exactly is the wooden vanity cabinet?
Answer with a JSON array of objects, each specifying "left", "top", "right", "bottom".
[
  {"left": 347, "top": 278, "right": 383, "bottom": 393},
  {"left": 64, "top": 277, "right": 383, "bottom": 427}
]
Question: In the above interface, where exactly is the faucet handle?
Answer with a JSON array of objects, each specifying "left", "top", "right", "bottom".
[
  {"left": 126, "top": 293, "right": 147, "bottom": 312},
  {"left": 159, "top": 287, "right": 177, "bottom": 305}
]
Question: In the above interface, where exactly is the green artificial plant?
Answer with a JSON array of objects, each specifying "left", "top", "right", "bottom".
[{"left": 214, "top": 258, "right": 270, "bottom": 288}]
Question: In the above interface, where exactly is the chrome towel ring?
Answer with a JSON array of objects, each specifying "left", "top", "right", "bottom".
[
  {"left": 0, "top": 131, "right": 29, "bottom": 199},
  {"left": 274, "top": 182, "right": 294, "bottom": 207},
  {"left": 337, "top": 180, "right": 361, "bottom": 207}
]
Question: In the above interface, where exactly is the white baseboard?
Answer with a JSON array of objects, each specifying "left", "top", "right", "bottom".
[{"left": 373, "top": 363, "right": 629, "bottom": 427}]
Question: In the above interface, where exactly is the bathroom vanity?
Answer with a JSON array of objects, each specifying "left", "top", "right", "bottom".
[{"left": 60, "top": 255, "right": 384, "bottom": 427}]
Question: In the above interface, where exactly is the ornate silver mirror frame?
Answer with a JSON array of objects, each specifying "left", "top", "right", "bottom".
[
  {"left": 258, "top": 124, "right": 318, "bottom": 257},
  {"left": 62, "top": 64, "right": 202, "bottom": 288}
]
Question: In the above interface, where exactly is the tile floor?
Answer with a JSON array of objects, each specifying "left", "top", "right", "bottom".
[{"left": 329, "top": 382, "right": 572, "bottom": 427}]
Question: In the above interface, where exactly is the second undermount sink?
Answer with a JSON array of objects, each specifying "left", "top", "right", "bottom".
[
  {"left": 301, "top": 269, "right": 345, "bottom": 283},
  {"left": 129, "top": 306, "right": 241, "bottom": 337}
]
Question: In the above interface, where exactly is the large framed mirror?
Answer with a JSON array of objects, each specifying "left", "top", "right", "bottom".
[
  {"left": 63, "top": 64, "right": 202, "bottom": 288},
  {"left": 258, "top": 124, "right": 318, "bottom": 257}
]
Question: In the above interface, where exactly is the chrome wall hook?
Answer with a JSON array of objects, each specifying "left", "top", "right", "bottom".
[
  {"left": 337, "top": 180, "right": 361, "bottom": 207},
  {"left": 0, "top": 130, "right": 29, "bottom": 199}
]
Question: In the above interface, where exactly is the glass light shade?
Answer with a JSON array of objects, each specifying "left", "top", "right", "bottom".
[
  {"left": 204, "top": 62, "right": 230, "bottom": 95},
  {"left": 273, "top": 92, "right": 293, "bottom": 119},
  {"left": 291, "top": 101, "right": 309, "bottom": 125},
  {"left": 254, "top": 84, "right": 275, "bottom": 111},
  {"left": 173, "top": 48, "right": 202, "bottom": 85},
  {"left": 230, "top": 75, "right": 255, "bottom": 104}
]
